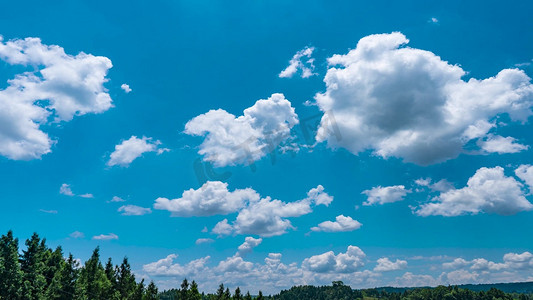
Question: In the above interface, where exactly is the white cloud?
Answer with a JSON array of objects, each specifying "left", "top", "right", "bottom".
[
  {"left": 442, "top": 252, "right": 533, "bottom": 272},
  {"left": 79, "top": 193, "right": 94, "bottom": 198},
  {"left": 118, "top": 204, "right": 152, "bottom": 216},
  {"left": 374, "top": 258, "right": 407, "bottom": 272},
  {"left": 59, "top": 183, "right": 74, "bottom": 196},
  {"left": 107, "top": 135, "right": 168, "bottom": 167},
  {"left": 314, "top": 32, "right": 533, "bottom": 165},
  {"left": 216, "top": 255, "right": 254, "bottom": 273},
  {"left": 110, "top": 196, "right": 126, "bottom": 202},
  {"left": 121, "top": 83, "right": 132, "bottom": 93},
  {"left": 279, "top": 46, "right": 317, "bottom": 78},
  {"left": 39, "top": 209, "right": 58, "bottom": 214},
  {"left": 516, "top": 164, "right": 533, "bottom": 191},
  {"left": 142, "top": 254, "right": 210, "bottom": 277},
  {"left": 415, "top": 178, "right": 454, "bottom": 193},
  {"left": 213, "top": 185, "right": 333, "bottom": 237},
  {"left": 154, "top": 181, "right": 259, "bottom": 217},
  {"left": 184, "top": 93, "right": 299, "bottom": 167},
  {"left": 362, "top": 185, "right": 410, "bottom": 206},
  {"left": 415, "top": 166, "right": 533, "bottom": 216},
  {"left": 69, "top": 231, "right": 84, "bottom": 239},
  {"left": 195, "top": 238, "right": 214, "bottom": 245},
  {"left": 302, "top": 246, "right": 366, "bottom": 273},
  {"left": 237, "top": 237, "right": 263, "bottom": 255},
  {"left": 311, "top": 215, "right": 362, "bottom": 232},
  {"left": 0, "top": 36, "right": 113, "bottom": 160},
  {"left": 394, "top": 272, "right": 438, "bottom": 287},
  {"left": 479, "top": 134, "right": 529, "bottom": 154},
  {"left": 442, "top": 258, "right": 470, "bottom": 269},
  {"left": 92, "top": 233, "right": 119, "bottom": 240},
  {"left": 430, "top": 17, "right": 439, "bottom": 23}
]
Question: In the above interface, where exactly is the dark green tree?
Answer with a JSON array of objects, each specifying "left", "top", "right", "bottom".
[
  {"left": 78, "top": 247, "right": 112, "bottom": 299},
  {"left": 243, "top": 291, "right": 252, "bottom": 300},
  {"left": 216, "top": 284, "right": 225, "bottom": 300},
  {"left": 256, "top": 291, "right": 264, "bottom": 300},
  {"left": 117, "top": 257, "right": 137, "bottom": 299},
  {"left": 20, "top": 233, "right": 48, "bottom": 300},
  {"left": 144, "top": 281, "right": 159, "bottom": 300},
  {"left": 233, "top": 287, "right": 242, "bottom": 300},
  {"left": 180, "top": 278, "right": 189, "bottom": 300},
  {"left": 189, "top": 280, "right": 201, "bottom": 300},
  {"left": 0, "top": 230, "right": 23, "bottom": 299}
]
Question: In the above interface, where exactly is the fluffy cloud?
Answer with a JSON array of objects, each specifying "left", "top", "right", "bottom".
[
  {"left": 69, "top": 231, "right": 84, "bottom": 239},
  {"left": 213, "top": 185, "right": 333, "bottom": 237},
  {"left": 185, "top": 93, "right": 299, "bottom": 167},
  {"left": 121, "top": 83, "right": 132, "bottom": 93},
  {"left": 279, "top": 46, "right": 317, "bottom": 78},
  {"left": 374, "top": 258, "right": 407, "bottom": 272},
  {"left": 0, "top": 36, "right": 113, "bottom": 160},
  {"left": 110, "top": 196, "right": 125, "bottom": 202},
  {"left": 362, "top": 185, "right": 410, "bottom": 206},
  {"left": 442, "top": 252, "right": 533, "bottom": 272},
  {"left": 195, "top": 238, "right": 214, "bottom": 245},
  {"left": 142, "top": 254, "right": 211, "bottom": 277},
  {"left": 92, "top": 233, "right": 119, "bottom": 241},
  {"left": 311, "top": 215, "right": 362, "bottom": 232},
  {"left": 237, "top": 237, "right": 263, "bottom": 255},
  {"left": 479, "top": 135, "right": 529, "bottom": 154},
  {"left": 415, "top": 166, "right": 533, "bottom": 216},
  {"left": 154, "top": 181, "right": 259, "bottom": 217},
  {"left": 59, "top": 183, "right": 74, "bottom": 196},
  {"left": 516, "top": 164, "right": 533, "bottom": 191},
  {"left": 314, "top": 32, "right": 533, "bottom": 165},
  {"left": 107, "top": 136, "right": 168, "bottom": 167},
  {"left": 118, "top": 204, "right": 152, "bottom": 216},
  {"left": 302, "top": 246, "right": 366, "bottom": 273}
]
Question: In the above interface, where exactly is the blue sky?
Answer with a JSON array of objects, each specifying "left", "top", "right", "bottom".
[{"left": 1, "top": 0, "right": 533, "bottom": 294}]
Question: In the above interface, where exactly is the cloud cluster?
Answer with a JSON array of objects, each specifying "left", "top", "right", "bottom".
[
  {"left": 0, "top": 36, "right": 113, "bottom": 160},
  {"left": 374, "top": 258, "right": 407, "bottom": 272},
  {"left": 118, "top": 204, "right": 152, "bottom": 216},
  {"left": 92, "top": 233, "right": 119, "bottom": 241},
  {"left": 185, "top": 93, "right": 299, "bottom": 167},
  {"left": 59, "top": 183, "right": 93, "bottom": 198},
  {"left": 107, "top": 136, "right": 169, "bottom": 167},
  {"left": 154, "top": 181, "right": 259, "bottom": 217},
  {"left": 212, "top": 185, "right": 333, "bottom": 237},
  {"left": 279, "top": 46, "right": 317, "bottom": 78},
  {"left": 302, "top": 246, "right": 366, "bottom": 273},
  {"left": 415, "top": 166, "right": 533, "bottom": 216},
  {"left": 237, "top": 237, "right": 263, "bottom": 256},
  {"left": 362, "top": 185, "right": 411, "bottom": 206},
  {"left": 314, "top": 32, "right": 533, "bottom": 165},
  {"left": 311, "top": 215, "right": 362, "bottom": 232}
]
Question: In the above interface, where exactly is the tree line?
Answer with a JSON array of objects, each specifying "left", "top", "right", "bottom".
[
  {"left": 2, "top": 230, "right": 532, "bottom": 300},
  {"left": 0, "top": 230, "right": 157, "bottom": 299}
]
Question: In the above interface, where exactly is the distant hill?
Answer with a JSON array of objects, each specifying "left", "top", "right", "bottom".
[{"left": 376, "top": 281, "right": 533, "bottom": 294}]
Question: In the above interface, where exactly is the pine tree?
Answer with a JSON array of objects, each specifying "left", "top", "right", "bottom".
[
  {"left": 0, "top": 230, "right": 23, "bottom": 299},
  {"left": 233, "top": 287, "right": 242, "bottom": 300},
  {"left": 180, "top": 278, "right": 189, "bottom": 300},
  {"left": 144, "top": 281, "right": 159, "bottom": 300},
  {"left": 117, "top": 257, "right": 137, "bottom": 299},
  {"left": 224, "top": 288, "right": 231, "bottom": 300},
  {"left": 133, "top": 279, "right": 145, "bottom": 300},
  {"left": 256, "top": 291, "right": 264, "bottom": 300},
  {"left": 78, "top": 247, "right": 112, "bottom": 300},
  {"left": 20, "top": 232, "right": 48, "bottom": 299},
  {"left": 243, "top": 291, "right": 252, "bottom": 300},
  {"left": 216, "top": 284, "right": 225, "bottom": 300},
  {"left": 189, "top": 280, "right": 201, "bottom": 300},
  {"left": 44, "top": 246, "right": 65, "bottom": 299}
]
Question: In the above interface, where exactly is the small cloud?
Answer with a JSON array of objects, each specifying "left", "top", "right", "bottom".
[
  {"left": 118, "top": 205, "right": 152, "bottom": 216},
  {"left": 121, "top": 83, "right": 132, "bottom": 93},
  {"left": 237, "top": 237, "right": 263, "bottom": 256},
  {"left": 195, "top": 238, "right": 214, "bottom": 245},
  {"left": 39, "top": 209, "right": 58, "bottom": 214},
  {"left": 109, "top": 196, "right": 126, "bottom": 203},
  {"left": 79, "top": 193, "right": 94, "bottom": 199},
  {"left": 201, "top": 226, "right": 208, "bottom": 233},
  {"left": 70, "top": 231, "right": 85, "bottom": 239},
  {"left": 92, "top": 233, "right": 119, "bottom": 241},
  {"left": 430, "top": 17, "right": 439, "bottom": 23},
  {"left": 279, "top": 46, "right": 317, "bottom": 78},
  {"left": 60, "top": 183, "right": 74, "bottom": 196},
  {"left": 107, "top": 136, "right": 168, "bottom": 167}
]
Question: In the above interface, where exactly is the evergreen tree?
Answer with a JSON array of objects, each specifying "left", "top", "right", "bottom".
[
  {"left": 189, "top": 280, "right": 201, "bottom": 300},
  {"left": 133, "top": 279, "right": 145, "bottom": 300},
  {"left": 224, "top": 288, "right": 231, "bottom": 300},
  {"left": 216, "top": 284, "right": 225, "bottom": 300},
  {"left": 117, "top": 257, "right": 137, "bottom": 299},
  {"left": 180, "top": 278, "right": 189, "bottom": 300},
  {"left": 233, "top": 287, "right": 242, "bottom": 300},
  {"left": 20, "top": 232, "right": 48, "bottom": 300},
  {"left": 256, "top": 291, "right": 264, "bottom": 300},
  {"left": 43, "top": 246, "right": 65, "bottom": 299},
  {"left": 243, "top": 291, "right": 252, "bottom": 300},
  {"left": 144, "top": 281, "right": 159, "bottom": 300},
  {"left": 0, "top": 230, "right": 23, "bottom": 300},
  {"left": 78, "top": 247, "right": 112, "bottom": 300}
]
